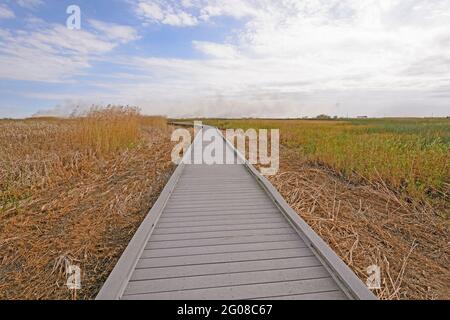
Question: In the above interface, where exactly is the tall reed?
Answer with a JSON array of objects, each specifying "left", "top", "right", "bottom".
[{"left": 73, "top": 106, "right": 141, "bottom": 155}]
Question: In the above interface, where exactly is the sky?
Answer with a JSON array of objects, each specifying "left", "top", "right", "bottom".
[{"left": 0, "top": 0, "right": 449, "bottom": 118}]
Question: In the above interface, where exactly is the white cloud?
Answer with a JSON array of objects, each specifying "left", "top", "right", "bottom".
[
  {"left": 89, "top": 19, "right": 140, "bottom": 43},
  {"left": 15, "top": 0, "right": 44, "bottom": 9},
  {"left": 0, "top": 20, "right": 139, "bottom": 82},
  {"left": 193, "top": 41, "right": 240, "bottom": 59},
  {"left": 0, "top": 26, "right": 105, "bottom": 82},
  {"left": 197, "top": 0, "right": 260, "bottom": 21},
  {"left": 163, "top": 11, "right": 198, "bottom": 26},
  {"left": 133, "top": 0, "right": 261, "bottom": 26},
  {"left": 135, "top": 0, "right": 198, "bottom": 26},
  {"left": 0, "top": 4, "right": 15, "bottom": 19},
  {"left": 121, "top": 0, "right": 450, "bottom": 117}
]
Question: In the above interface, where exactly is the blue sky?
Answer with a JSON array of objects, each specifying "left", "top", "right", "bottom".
[{"left": 0, "top": 0, "right": 449, "bottom": 118}]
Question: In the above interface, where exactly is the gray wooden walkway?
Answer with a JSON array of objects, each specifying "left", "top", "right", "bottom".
[{"left": 97, "top": 125, "right": 376, "bottom": 300}]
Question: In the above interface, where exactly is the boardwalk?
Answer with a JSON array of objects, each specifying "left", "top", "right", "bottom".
[{"left": 97, "top": 125, "right": 376, "bottom": 300}]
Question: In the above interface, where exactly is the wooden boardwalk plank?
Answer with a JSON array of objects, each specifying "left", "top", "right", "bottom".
[
  {"left": 153, "top": 222, "right": 290, "bottom": 234},
  {"left": 122, "top": 278, "right": 339, "bottom": 300},
  {"left": 124, "top": 266, "right": 330, "bottom": 295},
  {"left": 157, "top": 216, "right": 285, "bottom": 228},
  {"left": 252, "top": 291, "right": 348, "bottom": 300},
  {"left": 136, "top": 248, "right": 314, "bottom": 269},
  {"left": 158, "top": 213, "right": 282, "bottom": 223},
  {"left": 149, "top": 228, "right": 295, "bottom": 242},
  {"left": 162, "top": 208, "right": 281, "bottom": 215},
  {"left": 145, "top": 234, "right": 302, "bottom": 249},
  {"left": 143, "top": 240, "right": 305, "bottom": 258},
  {"left": 130, "top": 257, "right": 323, "bottom": 281}
]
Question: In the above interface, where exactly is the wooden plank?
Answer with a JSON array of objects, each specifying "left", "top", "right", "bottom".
[
  {"left": 124, "top": 266, "right": 330, "bottom": 295},
  {"left": 177, "top": 181, "right": 256, "bottom": 185},
  {"left": 176, "top": 179, "right": 256, "bottom": 184},
  {"left": 176, "top": 183, "right": 256, "bottom": 188},
  {"left": 182, "top": 167, "right": 253, "bottom": 171},
  {"left": 167, "top": 195, "right": 271, "bottom": 200},
  {"left": 150, "top": 227, "right": 295, "bottom": 241},
  {"left": 164, "top": 205, "right": 278, "bottom": 213},
  {"left": 173, "top": 186, "right": 264, "bottom": 191},
  {"left": 170, "top": 191, "right": 266, "bottom": 198},
  {"left": 180, "top": 178, "right": 250, "bottom": 182},
  {"left": 169, "top": 195, "right": 266, "bottom": 201},
  {"left": 253, "top": 291, "right": 348, "bottom": 300},
  {"left": 143, "top": 240, "right": 305, "bottom": 258},
  {"left": 158, "top": 213, "right": 280, "bottom": 223},
  {"left": 164, "top": 200, "right": 274, "bottom": 209},
  {"left": 136, "top": 248, "right": 313, "bottom": 269},
  {"left": 178, "top": 178, "right": 252, "bottom": 182},
  {"left": 172, "top": 188, "right": 264, "bottom": 193},
  {"left": 122, "top": 277, "right": 339, "bottom": 300},
  {"left": 153, "top": 222, "right": 290, "bottom": 235},
  {"left": 130, "top": 256, "right": 322, "bottom": 281},
  {"left": 164, "top": 206, "right": 277, "bottom": 213},
  {"left": 171, "top": 188, "right": 262, "bottom": 193},
  {"left": 157, "top": 216, "right": 285, "bottom": 228},
  {"left": 163, "top": 208, "right": 281, "bottom": 215},
  {"left": 178, "top": 178, "right": 253, "bottom": 181},
  {"left": 183, "top": 165, "right": 246, "bottom": 170},
  {"left": 161, "top": 212, "right": 282, "bottom": 219},
  {"left": 172, "top": 186, "right": 261, "bottom": 191},
  {"left": 176, "top": 181, "right": 256, "bottom": 185},
  {"left": 145, "top": 234, "right": 302, "bottom": 249}
]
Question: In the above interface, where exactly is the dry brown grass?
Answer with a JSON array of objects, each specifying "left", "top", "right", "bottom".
[
  {"left": 140, "top": 115, "right": 168, "bottom": 129},
  {"left": 0, "top": 108, "right": 175, "bottom": 299},
  {"left": 269, "top": 146, "right": 449, "bottom": 300},
  {"left": 72, "top": 106, "right": 141, "bottom": 154}
]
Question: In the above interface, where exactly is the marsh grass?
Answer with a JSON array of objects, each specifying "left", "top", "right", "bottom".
[
  {"left": 0, "top": 107, "right": 167, "bottom": 213},
  {"left": 205, "top": 118, "right": 449, "bottom": 208},
  {"left": 73, "top": 106, "right": 141, "bottom": 154},
  {"left": 0, "top": 107, "right": 173, "bottom": 299}
]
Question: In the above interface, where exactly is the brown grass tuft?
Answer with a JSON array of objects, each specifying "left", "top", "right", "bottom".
[{"left": 72, "top": 106, "right": 141, "bottom": 155}]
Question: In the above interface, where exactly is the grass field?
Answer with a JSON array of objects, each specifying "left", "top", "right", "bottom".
[
  {"left": 205, "top": 118, "right": 449, "bottom": 211},
  {"left": 0, "top": 108, "right": 174, "bottom": 299}
]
